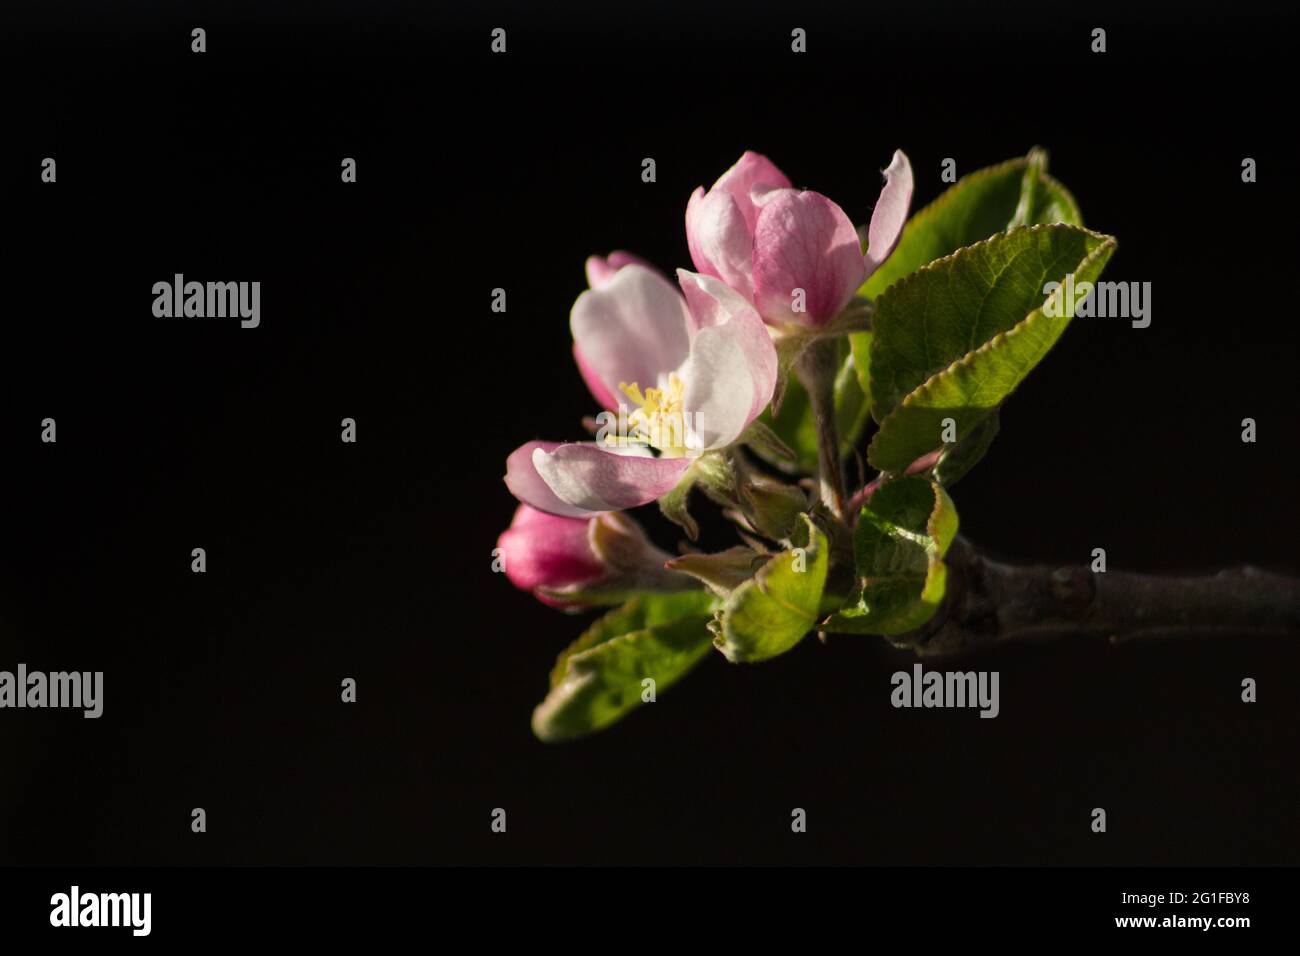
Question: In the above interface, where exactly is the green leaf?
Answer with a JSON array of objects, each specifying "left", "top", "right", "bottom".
[
  {"left": 867, "top": 224, "right": 1115, "bottom": 472},
  {"left": 665, "top": 547, "right": 767, "bottom": 596},
  {"left": 848, "top": 329, "right": 873, "bottom": 409},
  {"left": 736, "top": 469, "right": 807, "bottom": 541},
  {"left": 823, "top": 476, "right": 958, "bottom": 636},
  {"left": 534, "top": 590, "right": 718, "bottom": 742},
  {"left": 755, "top": 338, "right": 872, "bottom": 475},
  {"left": 1009, "top": 148, "right": 1080, "bottom": 229},
  {"left": 767, "top": 331, "right": 809, "bottom": 417},
  {"left": 739, "top": 420, "right": 796, "bottom": 466},
  {"left": 714, "top": 514, "right": 829, "bottom": 662},
  {"left": 850, "top": 150, "right": 1081, "bottom": 401},
  {"left": 834, "top": 345, "right": 874, "bottom": 453},
  {"left": 860, "top": 151, "right": 1083, "bottom": 302},
  {"left": 871, "top": 222, "right": 1109, "bottom": 418},
  {"left": 932, "top": 409, "right": 1000, "bottom": 488},
  {"left": 658, "top": 468, "right": 700, "bottom": 540},
  {"left": 756, "top": 377, "right": 816, "bottom": 472}
]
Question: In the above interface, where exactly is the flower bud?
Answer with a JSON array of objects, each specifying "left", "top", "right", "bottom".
[
  {"left": 497, "top": 505, "right": 607, "bottom": 608},
  {"left": 497, "top": 505, "right": 688, "bottom": 609}
]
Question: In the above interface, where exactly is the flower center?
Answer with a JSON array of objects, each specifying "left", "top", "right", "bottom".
[{"left": 616, "top": 373, "right": 692, "bottom": 457}]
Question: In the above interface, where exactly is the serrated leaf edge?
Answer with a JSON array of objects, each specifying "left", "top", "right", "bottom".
[
  {"left": 868, "top": 229, "right": 1116, "bottom": 469},
  {"left": 875, "top": 222, "right": 1113, "bottom": 323}
]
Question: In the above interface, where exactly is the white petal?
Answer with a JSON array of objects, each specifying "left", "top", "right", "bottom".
[
  {"left": 677, "top": 269, "right": 758, "bottom": 334},
  {"left": 570, "top": 264, "right": 693, "bottom": 401},
  {"left": 675, "top": 273, "right": 779, "bottom": 449},
  {"left": 531, "top": 443, "right": 692, "bottom": 515}
]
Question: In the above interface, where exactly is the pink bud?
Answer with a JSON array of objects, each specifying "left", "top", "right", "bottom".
[{"left": 497, "top": 505, "right": 606, "bottom": 608}]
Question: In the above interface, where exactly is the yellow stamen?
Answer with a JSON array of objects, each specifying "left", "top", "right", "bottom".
[{"left": 609, "top": 372, "right": 691, "bottom": 457}]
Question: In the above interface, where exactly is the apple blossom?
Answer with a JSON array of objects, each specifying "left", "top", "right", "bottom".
[
  {"left": 504, "top": 150, "right": 1149, "bottom": 744},
  {"left": 583, "top": 250, "right": 652, "bottom": 290},
  {"left": 685, "top": 149, "right": 914, "bottom": 328},
  {"left": 504, "top": 263, "right": 778, "bottom": 517}
]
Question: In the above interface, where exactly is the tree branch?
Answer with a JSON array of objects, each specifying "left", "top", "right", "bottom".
[{"left": 891, "top": 536, "right": 1300, "bottom": 658}]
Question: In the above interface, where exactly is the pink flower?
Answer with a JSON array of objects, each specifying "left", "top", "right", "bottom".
[
  {"left": 686, "top": 150, "right": 913, "bottom": 328},
  {"left": 575, "top": 251, "right": 659, "bottom": 410},
  {"left": 583, "top": 251, "right": 652, "bottom": 290},
  {"left": 496, "top": 504, "right": 683, "bottom": 608},
  {"left": 505, "top": 263, "right": 778, "bottom": 517},
  {"left": 497, "top": 505, "right": 607, "bottom": 608}
]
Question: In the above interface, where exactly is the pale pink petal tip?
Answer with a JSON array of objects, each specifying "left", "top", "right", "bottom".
[{"left": 864, "top": 149, "right": 914, "bottom": 276}]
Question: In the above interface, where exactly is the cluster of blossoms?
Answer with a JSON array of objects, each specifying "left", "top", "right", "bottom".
[{"left": 499, "top": 150, "right": 913, "bottom": 606}]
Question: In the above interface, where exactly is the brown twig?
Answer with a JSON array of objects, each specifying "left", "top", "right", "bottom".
[{"left": 890, "top": 536, "right": 1300, "bottom": 658}]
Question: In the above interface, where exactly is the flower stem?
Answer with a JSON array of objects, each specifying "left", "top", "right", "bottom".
[{"left": 795, "top": 337, "right": 846, "bottom": 520}]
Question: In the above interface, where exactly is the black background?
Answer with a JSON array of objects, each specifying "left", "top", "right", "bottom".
[{"left": 2, "top": 1, "right": 1297, "bottom": 866}]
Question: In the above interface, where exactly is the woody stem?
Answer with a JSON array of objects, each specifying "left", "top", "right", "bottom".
[{"left": 891, "top": 536, "right": 1300, "bottom": 658}]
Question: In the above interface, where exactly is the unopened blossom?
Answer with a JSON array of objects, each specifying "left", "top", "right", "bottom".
[
  {"left": 686, "top": 150, "right": 914, "bottom": 328},
  {"left": 497, "top": 505, "right": 608, "bottom": 607},
  {"left": 497, "top": 504, "right": 684, "bottom": 607}
]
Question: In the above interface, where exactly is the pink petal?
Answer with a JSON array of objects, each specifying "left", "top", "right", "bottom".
[
  {"left": 531, "top": 443, "right": 693, "bottom": 515},
  {"left": 505, "top": 440, "right": 587, "bottom": 517},
  {"left": 710, "top": 151, "right": 792, "bottom": 233},
  {"left": 751, "top": 189, "right": 866, "bottom": 327},
  {"left": 864, "top": 150, "right": 914, "bottom": 277},
  {"left": 570, "top": 264, "right": 693, "bottom": 407},
  {"left": 584, "top": 250, "right": 653, "bottom": 289},
  {"left": 686, "top": 187, "right": 756, "bottom": 300},
  {"left": 676, "top": 272, "right": 779, "bottom": 448},
  {"left": 497, "top": 505, "right": 605, "bottom": 595}
]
